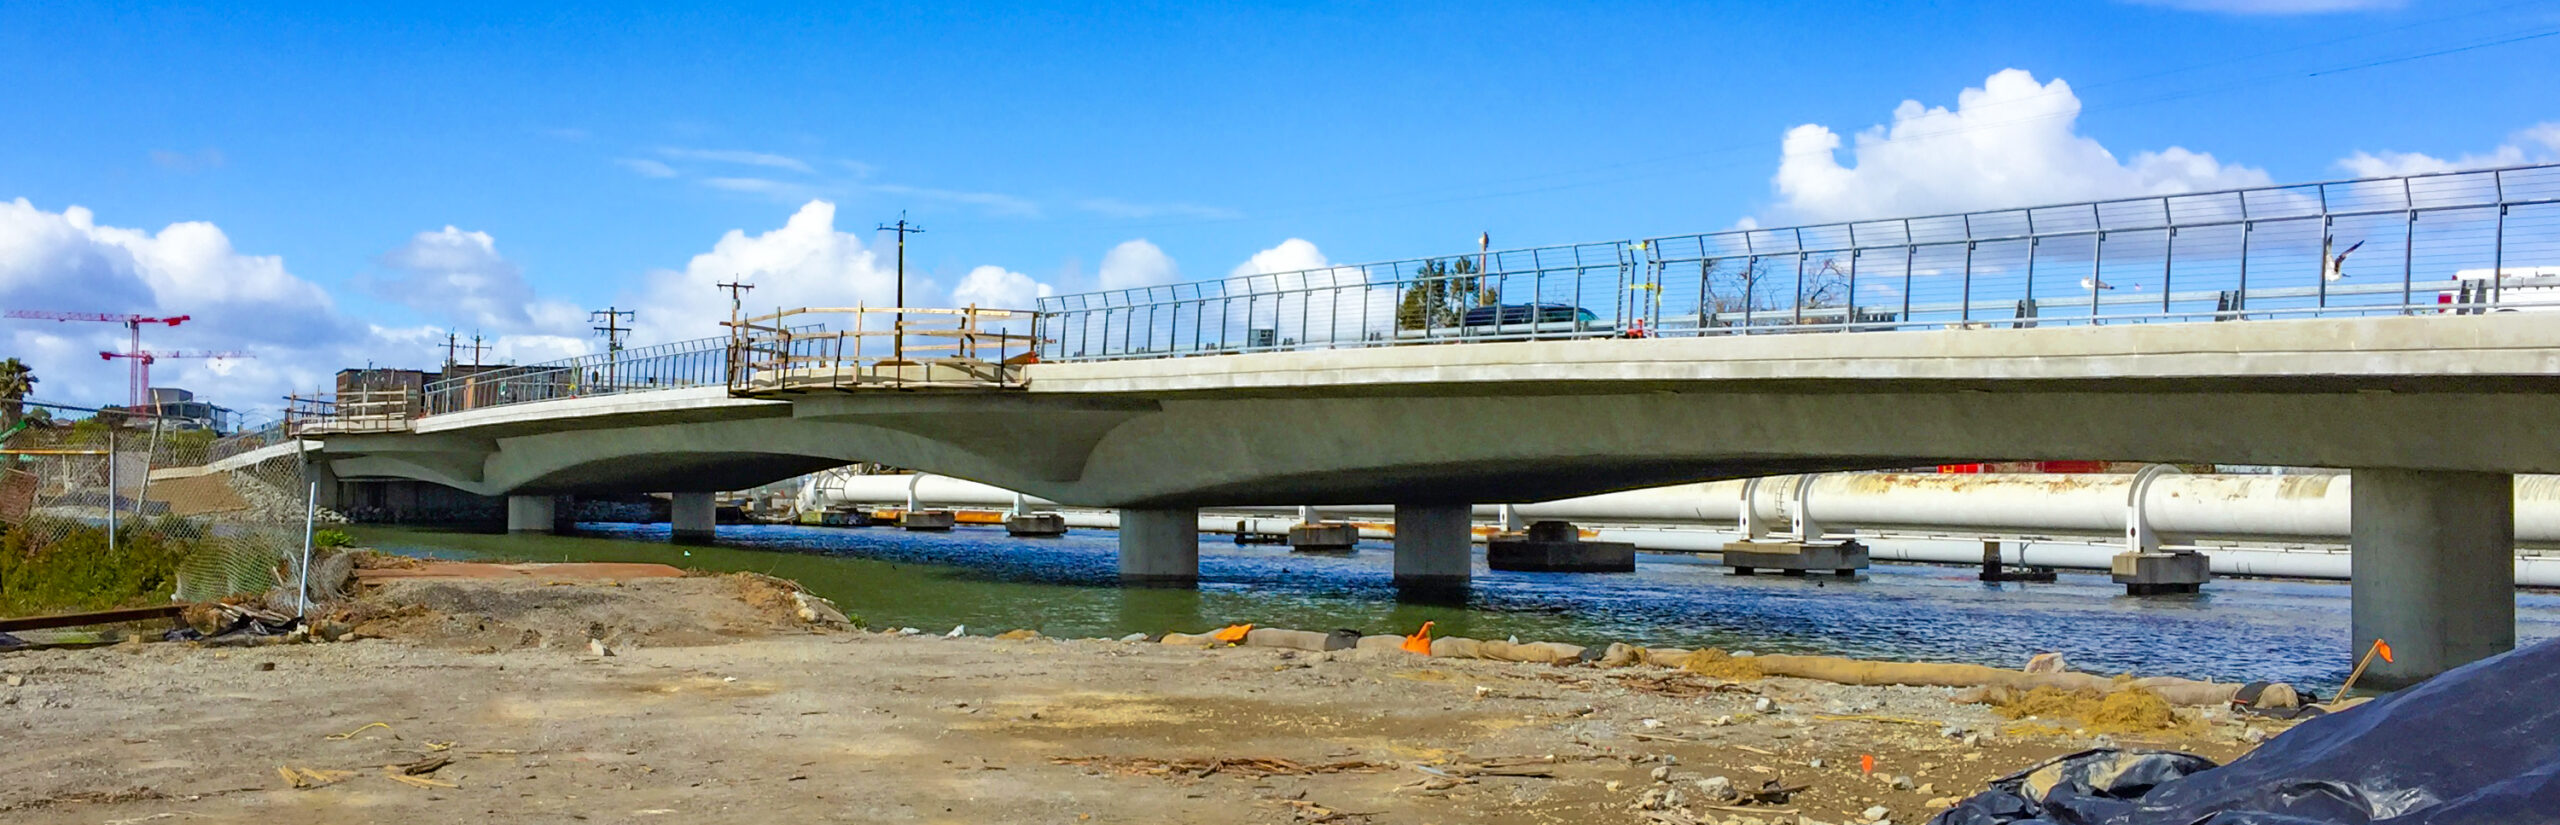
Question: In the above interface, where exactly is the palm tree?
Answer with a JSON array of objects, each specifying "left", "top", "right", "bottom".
[{"left": 0, "top": 358, "right": 34, "bottom": 431}]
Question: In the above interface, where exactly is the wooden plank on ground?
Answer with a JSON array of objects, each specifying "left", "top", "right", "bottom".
[{"left": 0, "top": 603, "right": 189, "bottom": 633}]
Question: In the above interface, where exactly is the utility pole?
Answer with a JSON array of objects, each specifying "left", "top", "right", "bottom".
[
  {"left": 717, "top": 279, "right": 755, "bottom": 386},
  {"left": 718, "top": 279, "right": 755, "bottom": 333},
  {"left": 591, "top": 307, "right": 634, "bottom": 390},
  {"left": 441, "top": 331, "right": 488, "bottom": 370},
  {"left": 877, "top": 213, "right": 924, "bottom": 361}
]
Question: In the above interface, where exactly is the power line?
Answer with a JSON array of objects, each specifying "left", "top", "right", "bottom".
[
  {"left": 973, "top": 4, "right": 2558, "bottom": 237},
  {"left": 2309, "top": 25, "right": 2560, "bottom": 77}
]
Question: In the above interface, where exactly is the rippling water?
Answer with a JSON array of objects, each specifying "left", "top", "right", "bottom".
[{"left": 353, "top": 522, "right": 2560, "bottom": 691}]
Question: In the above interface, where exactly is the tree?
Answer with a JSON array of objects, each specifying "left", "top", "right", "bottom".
[
  {"left": 1395, "top": 258, "right": 1495, "bottom": 331},
  {"left": 1693, "top": 257, "right": 1850, "bottom": 327},
  {"left": 0, "top": 358, "right": 33, "bottom": 431}
]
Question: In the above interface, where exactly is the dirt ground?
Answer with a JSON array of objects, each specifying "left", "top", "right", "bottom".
[{"left": 0, "top": 574, "right": 2276, "bottom": 825}]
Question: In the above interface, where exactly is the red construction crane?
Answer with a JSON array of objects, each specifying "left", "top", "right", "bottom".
[
  {"left": 3, "top": 311, "right": 192, "bottom": 407},
  {"left": 98, "top": 350, "right": 251, "bottom": 413}
]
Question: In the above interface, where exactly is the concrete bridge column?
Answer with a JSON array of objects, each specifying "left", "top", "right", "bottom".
[
  {"left": 1393, "top": 503, "right": 1473, "bottom": 592},
  {"left": 1119, "top": 507, "right": 1200, "bottom": 587},
  {"left": 672, "top": 492, "right": 717, "bottom": 543},
  {"left": 2351, "top": 468, "right": 2515, "bottom": 689},
  {"left": 303, "top": 459, "right": 342, "bottom": 513},
  {"left": 506, "top": 495, "right": 558, "bottom": 534}
]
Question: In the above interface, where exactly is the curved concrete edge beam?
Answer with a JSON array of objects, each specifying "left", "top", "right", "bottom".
[
  {"left": 412, "top": 385, "right": 791, "bottom": 436},
  {"left": 1024, "top": 314, "right": 2560, "bottom": 394},
  {"left": 1061, "top": 390, "right": 2560, "bottom": 506}
]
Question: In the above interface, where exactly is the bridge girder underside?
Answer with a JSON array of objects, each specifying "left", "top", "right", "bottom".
[{"left": 319, "top": 379, "right": 2560, "bottom": 508}]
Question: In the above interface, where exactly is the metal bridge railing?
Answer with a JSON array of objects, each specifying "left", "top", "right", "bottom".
[
  {"left": 1033, "top": 162, "right": 2560, "bottom": 361},
  {"left": 420, "top": 332, "right": 754, "bottom": 416},
  {"left": 207, "top": 419, "right": 290, "bottom": 461}
]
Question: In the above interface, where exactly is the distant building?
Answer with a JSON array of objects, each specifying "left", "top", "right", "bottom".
[{"left": 134, "top": 387, "right": 238, "bottom": 432}]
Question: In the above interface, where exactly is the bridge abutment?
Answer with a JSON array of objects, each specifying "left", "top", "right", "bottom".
[
  {"left": 1393, "top": 503, "right": 1472, "bottom": 594},
  {"left": 2351, "top": 468, "right": 2515, "bottom": 689},
  {"left": 1119, "top": 507, "right": 1200, "bottom": 587},
  {"left": 672, "top": 492, "right": 717, "bottom": 543},
  {"left": 506, "top": 495, "right": 559, "bottom": 534}
]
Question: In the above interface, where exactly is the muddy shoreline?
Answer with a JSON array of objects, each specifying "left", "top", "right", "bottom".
[{"left": 1, "top": 573, "right": 2278, "bottom": 825}]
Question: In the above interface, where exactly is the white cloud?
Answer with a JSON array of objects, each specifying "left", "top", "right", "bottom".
[
  {"left": 0, "top": 199, "right": 382, "bottom": 412},
  {"left": 656, "top": 147, "right": 813, "bottom": 173},
  {"left": 2123, "top": 0, "right": 2401, "bottom": 13},
  {"left": 626, "top": 200, "right": 905, "bottom": 346},
  {"left": 1230, "top": 238, "right": 1338, "bottom": 279},
  {"left": 148, "top": 148, "right": 225, "bottom": 173},
  {"left": 1097, "top": 239, "right": 1178, "bottom": 290},
  {"left": 374, "top": 226, "right": 554, "bottom": 331},
  {"left": 617, "top": 158, "right": 678, "bottom": 178},
  {"left": 1768, "top": 69, "right": 2271, "bottom": 224},
  {"left": 1228, "top": 239, "right": 1381, "bottom": 343},
  {"left": 701, "top": 176, "right": 816, "bottom": 199},
  {"left": 949, "top": 265, "right": 1053, "bottom": 310},
  {"left": 1076, "top": 198, "right": 1241, "bottom": 221},
  {"left": 2337, "top": 122, "right": 2560, "bottom": 178},
  {"left": 865, "top": 183, "right": 1041, "bottom": 218}
]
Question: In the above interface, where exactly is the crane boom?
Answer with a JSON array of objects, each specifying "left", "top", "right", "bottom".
[
  {"left": 4, "top": 309, "right": 197, "bottom": 407},
  {"left": 4, "top": 310, "right": 189, "bottom": 325}
]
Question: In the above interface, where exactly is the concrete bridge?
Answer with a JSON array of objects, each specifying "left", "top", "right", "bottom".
[{"left": 290, "top": 163, "right": 2560, "bottom": 687}]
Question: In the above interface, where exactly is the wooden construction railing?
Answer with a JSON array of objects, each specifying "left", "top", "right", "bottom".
[
  {"left": 285, "top": 388, "right": 417, "bottom": 435},
  {"left": 729, "top": 306, "right": 1036, "bottom": 394}
]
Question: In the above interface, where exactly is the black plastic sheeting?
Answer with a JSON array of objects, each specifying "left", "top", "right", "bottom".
[{"left": 1932, "top": 635, "right": 2560, "bottom": 824}]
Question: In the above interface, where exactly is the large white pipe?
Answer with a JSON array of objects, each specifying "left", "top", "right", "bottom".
[
  {"left": 806, "top": 471, "right": 2560, "bottom": 546},
  {"left": 796, "top": 470, "right": 2560, "bottom": 584}
]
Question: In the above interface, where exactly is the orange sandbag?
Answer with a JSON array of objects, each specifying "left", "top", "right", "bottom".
[{"left": 1402, "top": 621, "right": 1436, "bottom": 655}]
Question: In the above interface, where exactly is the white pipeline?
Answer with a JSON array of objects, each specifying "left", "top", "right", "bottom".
[{"left": 798, "top": 470, "right": 2560, "bottom": 585}]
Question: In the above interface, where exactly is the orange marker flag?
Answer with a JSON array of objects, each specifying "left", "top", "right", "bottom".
[
  {"left": 1861, "top": 754, "right": 1876, "bottom": 775},
  {"left": 1402, "top": 621, "right": 1436, "bottom": 655},
  {"left": 2376, "top": 638, "right": 2394, "bottom": 663}
]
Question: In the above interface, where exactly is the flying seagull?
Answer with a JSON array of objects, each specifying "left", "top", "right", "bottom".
[
  {"left": 2081, "top": 276, "right": 2117, "bottom": 291},
  {"left": 2325, "top": 237, "right": 2366, "bottom": 282}
]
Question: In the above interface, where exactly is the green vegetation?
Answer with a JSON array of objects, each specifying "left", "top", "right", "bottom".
[
  {"left": 313, "top": 529, "right": 356, "bottom": 549},
  {"left": 1395, "top": 257, "right": 1493, "bottom": 330},
  {"left": 0, "top": 520, "right": 187, "bottom": 616},
  {"left": 0, "top": 357, "right": 33, "bottom": 432}
]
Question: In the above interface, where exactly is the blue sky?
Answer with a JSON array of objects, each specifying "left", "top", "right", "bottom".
[{"left": 1, "top": 0, "right": 2554, "bottom": 413}]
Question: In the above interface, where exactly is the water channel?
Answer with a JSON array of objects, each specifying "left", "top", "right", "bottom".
[{"left": 353, "top": 522, "right": 2560, "bottom": 692}]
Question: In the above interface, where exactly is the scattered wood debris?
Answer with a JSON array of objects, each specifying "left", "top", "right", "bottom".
[
  {"left": 1276, "top": 798, "right": 1378, "bottom": 823},
  {"left": 1049, "top": 756, "right": 1394, "bottom": 780},
  {"left": 1613, "top": 673, "right": 1758, "bottom": 698},
  {"left": 391, "top": 755, "right": 451, "bottom": 776},
  {"left": 277, "top": 766, "right": 356, "bottom": 790}
]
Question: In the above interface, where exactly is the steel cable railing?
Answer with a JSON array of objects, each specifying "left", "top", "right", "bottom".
[{"left": 1035, "top": 163, "right": 2560, "bottom": 361}]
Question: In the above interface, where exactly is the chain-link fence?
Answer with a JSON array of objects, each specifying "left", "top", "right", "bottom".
[{"left": 0, "top": 405, "right": 340, "bottom": 617}]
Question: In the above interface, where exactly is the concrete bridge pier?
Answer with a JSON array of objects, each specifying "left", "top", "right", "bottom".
[
  {"left": 672, "top": 492, "right": 717, "bottom": 543},
  {"left": 507, "top": 495, "right": 558, "bottom": 534},
  {"left": 304, "top": 459, "right": 342, "bottom": 513},
  {"left": 1393, "top": 503, "right": 1473, "bottom": 597},
  {"left": 2351, "top": 468, "right": 2516, "bottom": 689},
  {"left": 1119, "top": 507, "right": 1201, "bottom": 587}
]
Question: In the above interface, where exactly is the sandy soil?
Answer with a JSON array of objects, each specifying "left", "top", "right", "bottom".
[{"left": 0, "top": 575, "right": 2274, "bottom": 825}]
